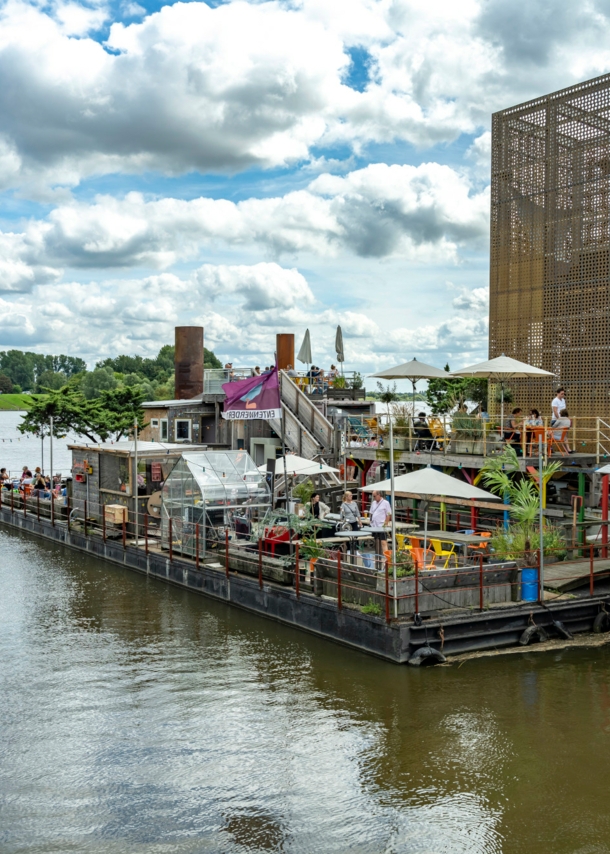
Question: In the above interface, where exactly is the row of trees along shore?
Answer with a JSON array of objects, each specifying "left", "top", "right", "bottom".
[{"left": 7, "top": 344, "right": 222, "bottom": 444}]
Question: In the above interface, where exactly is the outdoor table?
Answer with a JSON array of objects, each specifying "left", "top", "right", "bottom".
[
  {"left": 334, "top": 529, "right": 373, "bottom": 559},
  {"left": 412, "top": 529, "right": 484, "bottom": 559},
  {"left": 359, "top": 526, "right": 391, "bottom": 566},
  {"left": 394, "top": 522, "right": 419, "bottom": 531}
]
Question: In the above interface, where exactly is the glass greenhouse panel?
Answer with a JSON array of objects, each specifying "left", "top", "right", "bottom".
[{"left": 161, "top": 451, "right": 271, "bottom": 558}]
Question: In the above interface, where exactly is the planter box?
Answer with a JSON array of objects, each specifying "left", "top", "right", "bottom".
[
  {"left": 228, "top": 547, "right": 294, "bottom": 585},
  {"left": 450, "top": 438, "right": 485, "bottom": 455},
  {"left": 392, "top": 436, "right": 411, "bottom": 450},
  {"left": 376, "top": 562, "right": 518, "bottom": 615}
]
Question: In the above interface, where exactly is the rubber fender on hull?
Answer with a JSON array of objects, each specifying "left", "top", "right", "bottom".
[
  {"left": 407, "top": 646, "right": 447, "bottom": 667},
  {"left": 519, "top": 625, "right": 549, "bottom": 646},
  {"left": 593, "top": 611, "right": 610, "bottom": 634}
]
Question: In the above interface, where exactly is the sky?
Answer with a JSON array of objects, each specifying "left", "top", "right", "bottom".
[{"left": 2, "top": 0, "right": 610, "bottom": 376}]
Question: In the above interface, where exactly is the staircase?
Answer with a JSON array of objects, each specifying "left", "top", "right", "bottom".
[{"left": 267, "top": 371, "right": 336, "bottom": 459}]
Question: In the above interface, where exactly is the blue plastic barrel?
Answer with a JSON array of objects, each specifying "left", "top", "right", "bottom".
[{"left": 521, "top": 568, "right": 539, "bottom": 601}]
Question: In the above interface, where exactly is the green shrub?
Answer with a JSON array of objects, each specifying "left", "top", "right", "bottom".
[{"left": 362, "top": 600, "right": 382, "bottom": 616}]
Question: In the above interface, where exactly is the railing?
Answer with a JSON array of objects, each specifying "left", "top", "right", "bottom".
[
  {"left": 5, "top": 489, "right": 610, "bottom": 629},
  {"left": 203, "top": 368, "right": 253, "bottom": 394},
  {"left": 340, "top": 413, "right": 610, "bottom": 462}
]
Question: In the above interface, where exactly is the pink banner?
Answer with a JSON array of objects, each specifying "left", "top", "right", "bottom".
[{"left": 221, "top": 367, "right": 281, "bottom": 420}]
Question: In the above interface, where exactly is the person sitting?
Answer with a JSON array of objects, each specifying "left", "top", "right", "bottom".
[
  {"left": 251, "top": 366, "right": 261, "bottom": 377},
  {"left": 0, "top": 468, "right": 9, "bottom": 487},
  {"left": 553, "top": 409, "right": 573, "bottom": 453},
  {"left": 413, "top": 411, "right": 434, "bottom": 450},
  {"left": 286, "top": 364, "right": 298, "bottom": 377},
  {"left": 504, "top": 407, "right": 523, "bottom": 452}
]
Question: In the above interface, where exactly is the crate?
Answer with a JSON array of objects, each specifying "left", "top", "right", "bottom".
[{"left": 104, "top": 504, "right": 128, "bottom": 524}]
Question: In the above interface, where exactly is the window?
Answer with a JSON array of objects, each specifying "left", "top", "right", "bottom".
[
  {"left": 100, "top": 454, "right": 130, "bottom": 493},
  {"left": 151, "top": 419, "right": 159, "bottom": 428},
  {"left": 175, "top": 419, "right": 191, "bottom": 441},
  {"left": 160, "top": 419, "right": 168, "bottom": 440}
]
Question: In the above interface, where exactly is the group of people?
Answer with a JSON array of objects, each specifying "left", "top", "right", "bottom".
[
  {"left": 504, "top": 387, "right": 573, "bottom": 454},
  {"left": 309, "top": 489, "right": 392, "bottom": 543},
  {"left": 0, "top": 466, "right": 63, "bottom": 499}
]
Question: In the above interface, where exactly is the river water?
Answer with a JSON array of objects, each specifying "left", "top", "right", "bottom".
[{"left": 2, "top": 413, "right": 610, "bottom": 853}]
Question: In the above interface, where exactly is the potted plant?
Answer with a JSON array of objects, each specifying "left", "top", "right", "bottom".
[{"left": 300, "top": 536, "right": 325, "bottom": 580}]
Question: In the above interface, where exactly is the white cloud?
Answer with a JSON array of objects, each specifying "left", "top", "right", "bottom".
[
  {"left": 194, "top": 263, "right": 314, "bottom": 311},
  {"left": 2, "top": 163, "right": 489, "bottom": 285},
  {"left": 0, "top": 0, "right": 609, "bottom": 190}
]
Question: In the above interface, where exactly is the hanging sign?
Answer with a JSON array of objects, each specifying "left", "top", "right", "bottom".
[{"left": 221, "top": 366, "right": 281, "bottom": 420}]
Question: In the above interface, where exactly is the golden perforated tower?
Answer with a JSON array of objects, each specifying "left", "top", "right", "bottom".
[{"left": 489, "top": 73, "right": 610, "bottom": 419}]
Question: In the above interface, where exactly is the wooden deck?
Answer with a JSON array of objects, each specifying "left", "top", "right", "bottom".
[
  {"left": 544, "top": 557, "right": 610, "bottom": 591},
  {"left": 349, "top": 447, "right": 600, "bottom": 473}
]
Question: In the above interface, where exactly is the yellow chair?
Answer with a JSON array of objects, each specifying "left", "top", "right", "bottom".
[
  {"left": 430, "top": 538, "right": 458, "bottom": 568},
  {"left": 428, "top": 417, "right": 448, "bottom": 449},
  {"left": 396, "top": 533, "right": 412, "bottom": 552}
]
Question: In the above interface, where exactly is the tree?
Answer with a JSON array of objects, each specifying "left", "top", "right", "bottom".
[
  {"left": 19, "top": 382, "right": 146, "bottom": 444},
  {"left": 0, "top": 374, "right": 13, "bottom": 394},
  {"left": 81, "top": 367, "right": 118, "bottom": 400},
  {"left": 425, "top": 364, "right": 488, "bottom": 414},
  {"left": 35, "top": 370, "right": 67, "bottom": 392},
  {"left": 0, "top": 350, "right": 35, "bottom": 390}
]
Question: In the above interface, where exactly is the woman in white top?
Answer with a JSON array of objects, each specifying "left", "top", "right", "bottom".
[{"left": 340, "top": 491, "right": 361, "bottom": 530}]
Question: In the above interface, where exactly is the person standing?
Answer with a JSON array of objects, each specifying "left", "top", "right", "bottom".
[
  {"left": 369, "top": 489, "right": 392, "bottom": 571},
  {"left": 551, "top": 388, "right": 567, "bottom": 423},
  {"left": 340, "top": 491, "right": 361, "bottom": 530}
]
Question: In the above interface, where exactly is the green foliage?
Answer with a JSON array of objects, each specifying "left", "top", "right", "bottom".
[
  {"left": 0, "top": 373, "right": 13, "bottom": 394},
  {"left": 362, "top": 600, "right": 382, "bottom": 616},
  {"left": 376, "top": 381, "right": 398, "bottom": 406},
  {"left": 452, "top": 410, "right": 483, "bottom": 439},
  {"left": 299, "top": 536, "right": 325, "bottom": 560},
  {"left": 81, "top": 366, "right": 118, "bottom": 400},
  {"left": 18, "top": 380, "right": 146, "bottom": 444},
  {"left": 490, "top": 525, "right": 567, "bottom": 561},
  {"left": 292, "top": 478, "right": 316, "bottom": 505},
  {"left": 35, "top": 370, "right": 67, "bottom": 393},
  {"left": 0, "top": 350, "right": 86, "bottom": 390},
  {"left": 481, "top": 447, "right": 563, "bottom": 542},
  {"left": 333, "top": 375, "right": 347, "bottom": 389},
  {"left": 351, "top": 371, "right": 363, "bottom": 390},
  {"left": 395, "top": 549, "right": 415, "bottom": 577},
  {"left": 425, "top": 363, "right": 489, "bottom": 414}
]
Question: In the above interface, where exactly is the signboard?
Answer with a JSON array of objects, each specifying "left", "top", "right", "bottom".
[{"left": 221, "top": 367, "right": 281, "bottom": 420}]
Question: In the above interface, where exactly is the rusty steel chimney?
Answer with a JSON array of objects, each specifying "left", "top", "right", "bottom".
[{"left": 175, "top": 326, "right": 204, "bottom": 399}]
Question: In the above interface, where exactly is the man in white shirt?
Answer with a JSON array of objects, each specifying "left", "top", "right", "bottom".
[
  {"left": 551, "top": 388, "right": 566, "bottom": 423},
  {"left": 370, "top": 490, "right": 391, "bottom": 537}
]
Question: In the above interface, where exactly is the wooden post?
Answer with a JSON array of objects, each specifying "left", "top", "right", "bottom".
[
  {"left": 590, "top": 545, "right": 595, "bottom": 597},
  {"left": 295, "top": 541, "right": 300, "bottom": 598},
  {"left": 479, "top": 554, "right": 484, "bottom": 611},
  {"left": 145, "top": 513, "right": 149, "bottom": 555},
  {"left": 337, "top": 551, "right": 342, "bottom": 610},
  {"left": 169, "top": 517, "right": 173, "bottom": 562},
  {"left": 122, "top": 516, "right": 126, "bottom": 549},
  {"left": 84, "top": 500, "right": 88, "bottom": 537},
  {"left": 258, "top": 538, "right": 263, "bottom": 589}
]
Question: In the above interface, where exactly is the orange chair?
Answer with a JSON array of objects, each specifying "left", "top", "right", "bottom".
[
  {"left": 411, "top": 547, "right": 437, "bottom": 570},
  {"left": 467, "top": 532, "right": 492, "bottom": 556},
  {"left": 527, "top": 425, "right": 546, "bottom": 456},
  {"left": 408, "top": 535, "right": 421, "bottom": 550},
  {"left": 547, "top": 427, "right": 570, "bottom": 457}
]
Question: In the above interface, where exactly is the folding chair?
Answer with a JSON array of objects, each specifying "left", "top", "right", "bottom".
[
  {"left": 467, "top": 532, "right": 492, "bottom": 556},
  {"left": 430, "top": 538, "right": 458, "bottom": 568},
  {"left": 395, "top": 533, "right": 412, "bottom": 552},
  {"left": 547, "top": 427, "right": 569, "bottom": 457},
  {"left": 411, "top": 547, "right": 437, "bottom": 570}
]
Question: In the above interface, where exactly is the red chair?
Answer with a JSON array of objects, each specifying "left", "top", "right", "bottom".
[{"left": 548, "top": 427, "right": 569, "bottom": 457}]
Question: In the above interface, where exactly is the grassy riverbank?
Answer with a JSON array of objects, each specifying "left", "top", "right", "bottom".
[{"left": 0, "top": 394, "right": 42, "bottom": 411}]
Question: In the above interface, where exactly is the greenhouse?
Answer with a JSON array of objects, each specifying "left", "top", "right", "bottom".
[{"left": 161, "top": 450, "right": 272, "bottom": 558}]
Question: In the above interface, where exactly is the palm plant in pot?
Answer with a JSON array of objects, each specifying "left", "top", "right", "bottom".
[{"left": 480, "top": 447, "right": 565, "bottom": 566}]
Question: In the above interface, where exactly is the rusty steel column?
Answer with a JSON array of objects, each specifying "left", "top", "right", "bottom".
[
  {"left": 175, "top": 326, "right": 204, "bottom": 400},
  {"left": 276, "top": 334, "right": 295, "bottom": 370}
]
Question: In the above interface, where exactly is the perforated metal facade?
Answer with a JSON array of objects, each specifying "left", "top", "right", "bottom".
[{"left": 489, "top": 74, "right": 610, "bottom": 419}]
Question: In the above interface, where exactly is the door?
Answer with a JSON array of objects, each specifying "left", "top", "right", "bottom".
[{"left": 201, "top": 415, "right": 216, "bottom": 444}]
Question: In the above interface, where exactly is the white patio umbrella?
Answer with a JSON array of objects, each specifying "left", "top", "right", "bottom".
[
  {"left": 450, "top": 354, "right": 555, "bottom": 432},
  {"left": 372, "top": 358, "right": 448, "bottom": 417},
  {"left": 297, "top": 329, "right": 312, "bottom": 366},
  {"left": 258, "top": 454, "right": 339, "bottom": 476},
  {"left": 361, "top": 465, "right": 497, "bottom": 556}
]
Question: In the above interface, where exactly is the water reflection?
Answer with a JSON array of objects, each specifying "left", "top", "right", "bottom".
[{"left": 2, "top": 526, "right": 610, "bottom": 852}]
